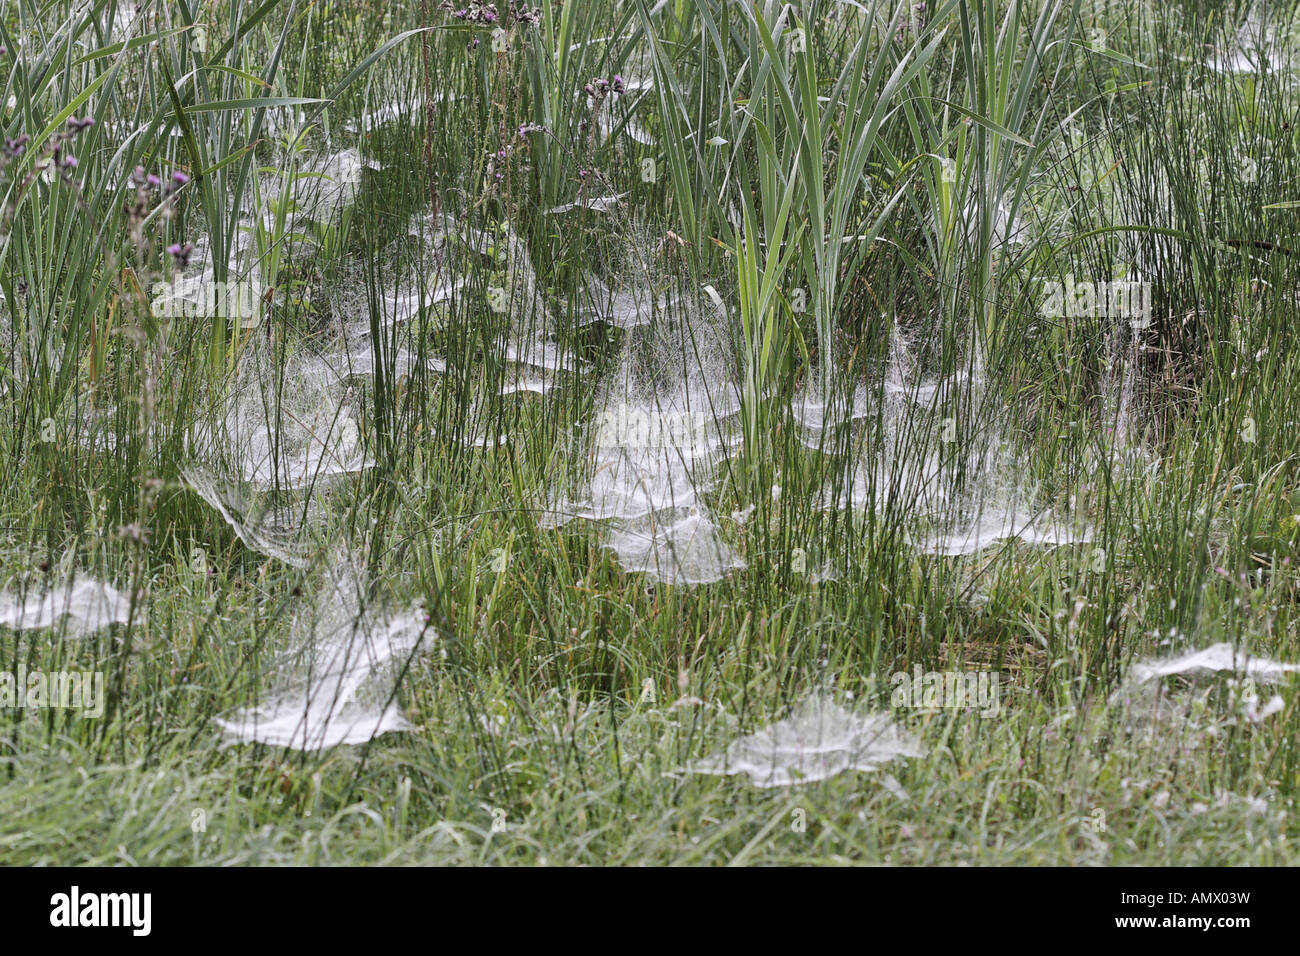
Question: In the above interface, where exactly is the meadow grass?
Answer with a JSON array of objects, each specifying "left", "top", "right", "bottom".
[{"left": 0, "top": 0, "right": 1298, "bottom": 864}]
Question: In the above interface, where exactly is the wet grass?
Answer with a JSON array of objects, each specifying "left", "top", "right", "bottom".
[{"left": 0, "top": 0, "right": 1299, "bottom": 864}]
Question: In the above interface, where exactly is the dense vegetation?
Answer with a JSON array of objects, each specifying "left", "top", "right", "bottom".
[{"left": 1, "top": 0, "right": 1298, "bottom": 864}]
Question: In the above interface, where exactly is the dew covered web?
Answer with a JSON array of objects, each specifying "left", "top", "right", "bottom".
[
  {"left": 788, "top": 163, "right": 1103, "bottom": 561},
  {"left": 542, "top": 263, "right": 746, "bottom": 585},
  {"left": 180, "top": 344, "right": 362, "bottom": 571},
  {"left": 311, "top": 211, "right": 470, "bottom": 384},
  {"left": 187, "top": 340, "right": 371, "bottom": 493},
  {"left": 1083, "top": 641, "right": 1300, "bottom": 791},
  {"left": 0, "top": 576, "right": 132, "bottom": 636},
  {"left": 185, "top": 181, "right": 583, "bottom": 743},
  {"left": 153, "top": 144, "right": 381, "bottom": 328},
  {"left": 801, "top": 323, "right": 1092, "bottom": 559},
  {"left": 1112, "top": 641, "right": 1300, "bottom": 724},
  {"left": 1207, "top": 0, "right": 1294, "bottom": 74},
  {"left": 174, "top": 146, "right": 404, "bottom": 569},
  {"left": 215, "top": 550, "right": 433, "bottom": 750},
  {"left": 689, "top": 693, "right": 921, "bottom": 788},
  {"left": 1129, "top": 642, "right": 1300, "bottom": 684}
]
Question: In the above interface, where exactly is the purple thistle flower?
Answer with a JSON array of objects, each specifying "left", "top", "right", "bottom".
[
  {"left": 4, "top": 134, "right": 30, "bottom": 158},
  {"left": 513, "top": 4, "right": 541, "bottom": 26},
  {"left": 172, "top": 171, "right": 189, "bottom": 186},
  {"left": 166, "top": 242, "right": 194, "bottom": 268}
]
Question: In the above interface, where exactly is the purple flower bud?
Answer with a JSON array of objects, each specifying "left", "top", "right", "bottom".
[
  {"left": 63, "top": 155, "right": 78, "bottom": 169},
  {"left": 4, "top": 133, "right": 31, "bottom": 158},
  {"left": 172, "top": 171, "right": 189, "bottom": 186},
  {"left": 166, "top": 242, "right": 194, "bottom": 268},
  {"left": 147, "top": 174, "right": 160, "bottom": 188}
]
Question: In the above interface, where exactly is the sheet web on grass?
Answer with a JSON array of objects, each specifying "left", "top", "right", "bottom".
[
  {"left": 809, "top": 327, "right": 1092, "bottom": 556},
  {"left": 182, "top": 343, "right": 369, "bottom": 568},
  {"left": 155, "top": 145, "right": 381, "bottom": 326},
  {"left": 1207, "top": 0, "right": 1292, "bottom": 74},
  {"left": 315, "top": 213, "right": 471, "bottom": 383},
  {"left": 191, "top": 344, "right": 371, "bottom": 491},
  {"left": 1111, "top": 642, "right": 1299, "bottom": 736},
  {"left": 0, "top": 577, "right": 132, "bottom": 636},
  {"left": 543, "top": 278, "right": 745, "bottom": 585},
  {"left": 215, "top": 551, "right": 433, "bottom": 750},
  {"left": 690, "top": 694, "right": 921, "bottom": 788},
  {"left": 572, "top": 222, "right": 687, "bottom": 332},
  {"left": 1128, "top": 642, "right": 1300, "bottom": 685},
  {"left": 181, "top": 464, "right": 315, "bottom": 569}
]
